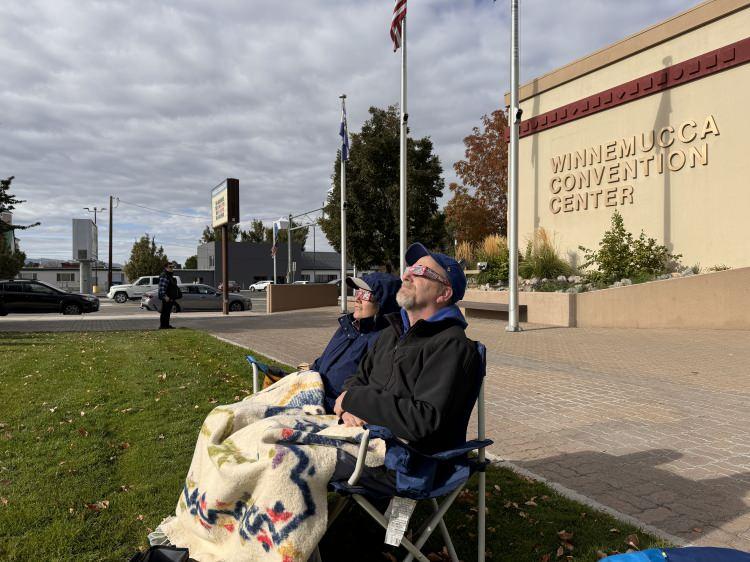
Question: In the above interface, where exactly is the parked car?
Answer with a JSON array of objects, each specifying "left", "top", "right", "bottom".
[
  {"left": 108, "top": 275, "right": 182, "bottom": 303},
  {"left": 249, "top": 280, "right": 274, "bottom": 292},
  {"left": 292, "top": 280, "right": 309, "bottom": 285},
  {"left": 0, "top": 279, "right": 100, "bottom": 315},
  {"left": 140, "top": 284, "right": 252, "bottom": 313},
  {"left": 217, "top": 280, "right": 241, "bottom": 293}
]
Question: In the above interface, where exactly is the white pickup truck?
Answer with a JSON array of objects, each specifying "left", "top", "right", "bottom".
[{"left": 107, "top": 275, "right": 182, "bottom": 303}]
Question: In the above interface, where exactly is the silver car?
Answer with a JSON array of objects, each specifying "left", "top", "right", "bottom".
[{"left": 140, "top": 284, "right": 252, "bottom": 312}]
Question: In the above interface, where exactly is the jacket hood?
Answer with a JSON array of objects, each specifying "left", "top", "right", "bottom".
[{"left": 361, "top": 272, "right": 402, "bottom": 316}]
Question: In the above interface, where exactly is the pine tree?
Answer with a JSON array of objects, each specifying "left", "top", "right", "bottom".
[
  {"left": 123, "top": 235, "right": 169, "bottom": 281},
  {"left": 0, "top": 176, "right": 39, "bottom": 278}
]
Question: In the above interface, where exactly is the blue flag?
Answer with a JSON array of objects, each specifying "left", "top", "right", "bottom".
[{"left": 340, "top": 106, "right": 349, "bottom": 161}]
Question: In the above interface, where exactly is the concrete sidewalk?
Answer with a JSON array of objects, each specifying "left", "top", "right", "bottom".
[{"left": 206, "top": 306, "right": 750, "bottom": 551}]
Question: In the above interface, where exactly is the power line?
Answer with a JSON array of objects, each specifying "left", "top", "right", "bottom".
[{"left": 115, "top": 199, "right": 208, "bottom": 220}]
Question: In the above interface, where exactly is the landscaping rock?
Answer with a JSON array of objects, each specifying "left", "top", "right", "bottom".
[
  {"left": 557, "top": 275, "right": 567, "bottom": 282},
  {"left": 620, "top": 278, "right": 632, "bottom": 286},
  {"left": 568, "top": 275, "right": 582, "bottom": 283},
  {"left": 612, "top": 281, "right": 622, "bottom": 288}
]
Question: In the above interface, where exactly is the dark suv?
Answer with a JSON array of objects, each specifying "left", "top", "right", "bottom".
[{"left": 0, "top": 280, "right": 100, "bottom": 316}]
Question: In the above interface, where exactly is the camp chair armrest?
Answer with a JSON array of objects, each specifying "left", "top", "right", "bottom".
[
  {"left": 347, "top": 429, "right": 371, "bottom": 486},
  {"left": 366, "top": 424, "right": 492, "bottom": 460},
  {"left": 245, "top": 355, "right": 287, "bottom": 377}
]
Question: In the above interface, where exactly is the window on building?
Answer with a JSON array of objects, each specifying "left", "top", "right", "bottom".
[
  {"left": 57, "top": 273, "right": 75, "bottom": 282},
  {"left": 19, "top": 272, "right": 37, "bottom": 280},
  {"left": 209, "top": 256, "right": 215, "bottom": 268}
]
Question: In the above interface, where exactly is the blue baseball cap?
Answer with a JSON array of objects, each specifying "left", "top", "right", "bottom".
[{"left": 405, "top": 242, "right": 466, "bottom": 304}]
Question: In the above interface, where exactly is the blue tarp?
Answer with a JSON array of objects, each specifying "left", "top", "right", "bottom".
[{"left": 607, "top": 548, "right": 750, "bottom": 561}]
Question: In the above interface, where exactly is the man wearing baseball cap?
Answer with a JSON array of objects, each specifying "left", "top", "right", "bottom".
[{"left": 333, "top": 242, "right": 479, "bottom": 455}]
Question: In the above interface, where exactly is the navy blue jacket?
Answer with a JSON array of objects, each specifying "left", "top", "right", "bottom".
[{"left": 313, "top": 273, "right": 401, "bottom": 412}]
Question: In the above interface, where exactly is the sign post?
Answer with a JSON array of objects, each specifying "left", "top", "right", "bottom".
[{"left": 211, "top": 178, "right": 240, "bottom": 315}]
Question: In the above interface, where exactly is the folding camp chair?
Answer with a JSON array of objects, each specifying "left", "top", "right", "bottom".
[
  {"left": 245, "top": 354, "right": 288, "bottom": 394},
  {"left": 323, "top": 342, "right": 493, "bottom": 562}
]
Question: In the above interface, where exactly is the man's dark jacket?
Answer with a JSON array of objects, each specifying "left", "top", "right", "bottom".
[{"left": 342, "top": 305, "right": 480, "bottom": 454}]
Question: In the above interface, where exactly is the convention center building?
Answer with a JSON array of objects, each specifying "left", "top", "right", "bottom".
[{"left": 511, "top": 0, "right": 749, "bottom": 269}]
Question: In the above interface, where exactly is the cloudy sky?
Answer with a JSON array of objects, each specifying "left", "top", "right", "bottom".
[{"left": 2, "top": 0, "right": 698, "bottom": 265}]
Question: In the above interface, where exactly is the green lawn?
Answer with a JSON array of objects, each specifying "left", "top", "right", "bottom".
[{"left": 0, "top": 330, "right": 666, "bottom": 561}]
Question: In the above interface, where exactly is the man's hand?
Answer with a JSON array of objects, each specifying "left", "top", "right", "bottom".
[
  {"left": 333, "top": 391, "right": 347, "bottom": 417},
  {"left": 341, "top": 412, "right": 366, "bottom": 427}
]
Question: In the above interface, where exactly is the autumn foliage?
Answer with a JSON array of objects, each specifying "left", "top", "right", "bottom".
[{"left": 445, "top": 109, "right": 509, "bottom": 245}]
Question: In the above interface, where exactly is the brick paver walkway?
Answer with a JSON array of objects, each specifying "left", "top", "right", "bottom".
[
  {"left": 210, "top": 309, "right": 750, "bottom": 550},
  {"left": 3, "top": 307, "right": 749, "bottom": 548}
]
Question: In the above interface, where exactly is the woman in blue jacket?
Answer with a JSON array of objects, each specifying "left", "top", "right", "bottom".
[{"left": 312, "top": 272, "right": 401, "bottom": 413}]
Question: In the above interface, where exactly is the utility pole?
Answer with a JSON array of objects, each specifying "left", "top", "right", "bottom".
[
  {"left": 108, "top": 196, "right": 113, "bottom": 289},
  {"left": 84, "top": 206, "right": 105, "bottom": 292}
]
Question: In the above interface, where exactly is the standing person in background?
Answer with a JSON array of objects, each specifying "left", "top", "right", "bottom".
[{"left": 158, "top": 261, "right": 181, "bottom": 330}]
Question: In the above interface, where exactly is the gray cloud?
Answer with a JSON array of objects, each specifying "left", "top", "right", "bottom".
[{"left": 1, "top": 0, "right": 697, "bottom": 263}]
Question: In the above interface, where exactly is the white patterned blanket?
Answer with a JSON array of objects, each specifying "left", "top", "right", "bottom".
[{"left": 158, "top": 371, "right": 384, "bottom": 562}]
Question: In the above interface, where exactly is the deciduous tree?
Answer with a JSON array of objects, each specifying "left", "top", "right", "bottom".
[
  {"left": 184, "top": 255, "right": 198, "bottom": 269},
  {"left": 123, "top": 235, "right": 169, "bottom": 281},
  {"left": 240, "top": 220, "right": 266, "bottom": 243},
  {"left": 446, "top": 109, "right": 508, "bottom": 240},
  {"left": 319, "top": 105, "right": 448, "bottom": 271}
]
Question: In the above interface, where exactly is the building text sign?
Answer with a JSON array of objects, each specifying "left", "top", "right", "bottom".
[{"left": 547, "top": 115, "right": 719, "bottom": 215}]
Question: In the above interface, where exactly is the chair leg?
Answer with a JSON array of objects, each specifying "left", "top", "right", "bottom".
[
  {"left": 350, "top": 495, "right": 431, "bottom": 562},
  {"left": 327, "top": 496, "right": 350, "bottom": 530},
  {"left": 431, "top": 499, "right": 459, "bottom": 562},
  {"left": 478, "top": 471, "right": 486, "bottom": 562}
]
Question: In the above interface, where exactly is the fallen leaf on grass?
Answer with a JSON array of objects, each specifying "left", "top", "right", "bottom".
[
  {"left": 540, "top": 555, "right": 551, "bottom": 562},
  {"left": 557, "top": 530, "right": 574, "bottom": 541},
  {"left": 119, "top": 442, "right": 130, "bottom": 450},
  {"left": 120, "top": 485, "right": 131, "bottom": 492},
  {"left": 1, "top": 497, "right": 8, "bottom": 506},
  {"left": 77, "top": 428, "right": 89, "bottom": 437},
  {"left": 626, "top": 534, "right": 640, "bottom": 550},
  {"left": 85, "top": 500, "right": 110, "bottom": 511},
  {"left": 609, "top": 528, "right": 620, "bottom": 534},
  {"left": 556, "top": 546, "right": 564, "bottom": 558},
  {"left": 137, "top": 514, "right": 145, "bottom": 521}
]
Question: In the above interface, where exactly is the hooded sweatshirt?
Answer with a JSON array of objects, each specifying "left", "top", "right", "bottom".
[{"left": 312, "top": 272, "right": 401, "bottom": 412}]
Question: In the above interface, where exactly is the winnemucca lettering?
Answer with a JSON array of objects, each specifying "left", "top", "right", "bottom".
[{"left": 548, "top": 115, "right": 719, "bottom": 215}]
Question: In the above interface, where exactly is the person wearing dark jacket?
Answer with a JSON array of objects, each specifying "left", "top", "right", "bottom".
[
  {"left": 312, "top": 272, "right": 401, "bottom": 412},
  {"left": 157, "top": 262, "right": 181, "bottom": 330},
  {"left": 334, "top": 242, "right": 478, "bottom": 455}
]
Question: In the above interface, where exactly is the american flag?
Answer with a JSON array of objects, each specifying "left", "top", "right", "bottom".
[
  {"left": 271, "top": 222, "right": 278, "bottom": 258},
  {"left": 339, "top": 104, "right": 349, "bottom": 161},
  {"left": 390, "top": 0, "right": 407, "bottom": 52}
]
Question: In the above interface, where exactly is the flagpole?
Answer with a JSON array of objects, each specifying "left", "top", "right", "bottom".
[
  {"left": 340, "top": 94, "right": 348, "bottom": 314},
  {"left": 506, "top": 0, "right": 521, "bottom": 333},
  {"left": 399, "top": 16, "right": 407, "bottom": 275}
]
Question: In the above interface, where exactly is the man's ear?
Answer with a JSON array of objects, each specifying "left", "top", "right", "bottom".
[{"left": 436, "top": 286, "right": 453, "bottom": 305}]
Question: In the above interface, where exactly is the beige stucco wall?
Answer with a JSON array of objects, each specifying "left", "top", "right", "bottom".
[
  {"left": 518, "top": 7, "right": 750, "bottom": 269},
  {"left": 461, "top": 288, "right": 575, "bottom": 327},
  {"left": 267, "top": 284, "right": 338, "bottom": 313},
  {"left": 576, "top": 266, "right": 750, "bottom": 329}
]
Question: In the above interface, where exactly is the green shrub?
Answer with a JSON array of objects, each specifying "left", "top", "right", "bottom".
[
  {"left": 579, "top": 211, "right": 681, "bottom": 284},
  {"left": 476, "top": 255, "right": 510, "bottom": 285},
  {"left": 708, "top": 264, "right": 731, "bottom": 272},
  {"left": 519, "top": 228, "right": 572, "bottom": 280}
]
